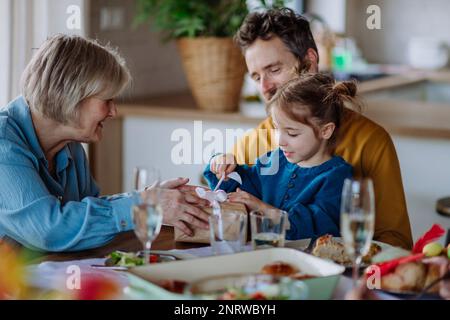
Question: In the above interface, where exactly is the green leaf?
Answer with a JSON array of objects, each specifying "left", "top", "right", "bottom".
[{"left": 133, "top": 0, "right": 263, "bottom": 40}]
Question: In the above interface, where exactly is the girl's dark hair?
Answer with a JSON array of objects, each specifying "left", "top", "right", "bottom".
[
  {"left": 235, "top": 7, "right": 318, "bottom": 72},
  {"left": 267, "top": 73, "right": 361, "bottom": 149}
]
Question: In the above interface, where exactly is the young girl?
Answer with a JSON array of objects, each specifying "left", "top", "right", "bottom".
[{"left": 204, "top": 73, "right": 360, "bottom": 240}]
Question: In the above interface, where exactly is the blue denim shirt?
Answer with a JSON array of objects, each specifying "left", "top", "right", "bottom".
[
  {"left": 0, "top": 96, "right": 134, "bottom": 252},
  {"left": 204, "top": 149, "right": 353, "bottom": 240}
]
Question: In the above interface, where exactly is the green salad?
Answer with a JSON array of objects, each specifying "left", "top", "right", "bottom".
[{"left": 105, "top": 251, "right": 144, "bottom": 267}]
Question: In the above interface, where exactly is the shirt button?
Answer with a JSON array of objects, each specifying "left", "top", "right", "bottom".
[
  {"left": 284, "top": 194, "right": 289, "bottom": 200},
  {"left": 291, "top": 173, "right": 297, "bottom": 179},
  {"left": 120, "top": 220, "right": 127, "bottom": 229},
  {"left": 57, "top": 196, "right": 63, "bottom": 201},
  {"left": 288, "top": 183, "right": 294, "bottom": 188}
]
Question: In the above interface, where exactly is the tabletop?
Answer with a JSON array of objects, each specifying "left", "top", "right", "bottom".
[
  {"left": 35, "top": 225, "right": 207, "bottom": 263},
  {"left": 3, "top": 227, "right": 431, "bottom": 300}
]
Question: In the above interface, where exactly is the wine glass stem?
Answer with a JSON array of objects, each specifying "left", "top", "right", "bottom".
[
  {"left": 144, "top": 240, "right": 152, "bottom": 265},
  {"left": 352, "top": 257, "right": 362, "bottom": 288}
]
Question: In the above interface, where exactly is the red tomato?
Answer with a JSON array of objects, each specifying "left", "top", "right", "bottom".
[
  {"left": 149, "top": 255, "right": 159, "bottom": 263},
  {"left": 250, "top": 292, "right": 267, "bottom": 300}
]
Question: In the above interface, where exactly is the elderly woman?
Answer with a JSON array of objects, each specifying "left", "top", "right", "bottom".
[{"left": 0, "top": 34, "right": 209, "bottom": 252}]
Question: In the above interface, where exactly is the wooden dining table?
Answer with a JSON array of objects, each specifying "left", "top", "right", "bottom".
[{"left": 27, "top": 225, "right": 206, "bottom": 263}]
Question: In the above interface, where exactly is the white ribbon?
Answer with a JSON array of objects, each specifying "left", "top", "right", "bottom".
[
  {"left": 195, "top": 172, "right": 243, "bottom": 214},
  {"left": 195, "top": 187, "right": 227, "bottom": 215}
]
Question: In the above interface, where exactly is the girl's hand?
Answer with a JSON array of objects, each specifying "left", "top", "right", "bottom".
[
  {"left": 210, "top": 153, "right": 237, "bottom": 180},
  {"left": 228, "top": 188, "right": 276, "bottom": 212}
]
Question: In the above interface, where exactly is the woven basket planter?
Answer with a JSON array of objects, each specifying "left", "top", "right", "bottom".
[{"left": 176, "top": 37, "right": 247, "bottom": 112}]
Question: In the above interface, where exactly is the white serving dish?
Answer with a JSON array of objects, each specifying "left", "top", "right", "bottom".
[{"left": 130, "top": 247, "right": 345, "bottom": 300}]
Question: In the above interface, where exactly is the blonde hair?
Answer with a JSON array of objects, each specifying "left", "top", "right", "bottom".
[{"left": 21, "top": 34, "right": 131, "bottom": 124}]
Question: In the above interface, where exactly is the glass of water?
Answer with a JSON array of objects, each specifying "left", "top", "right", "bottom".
[
  {"left": 131, "top": 166, "right": 163, "bottom": 265},
  {"left": 250, "top": 209, "right": 287, "bottom": 250},
  {"left": 209, "top": 211, "right": 247, "bottom": 256},
  {"left": 340, "top": 178, "right": 375, "bottom": 287}
]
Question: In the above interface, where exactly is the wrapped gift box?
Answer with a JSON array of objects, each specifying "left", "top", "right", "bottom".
[{"left": 174, "top": 202, "right": 247, "bottom": 244}]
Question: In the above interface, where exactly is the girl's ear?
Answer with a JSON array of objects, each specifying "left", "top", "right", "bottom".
[{"left": 321, "top": 122, "right": 336, "bottom": 140}]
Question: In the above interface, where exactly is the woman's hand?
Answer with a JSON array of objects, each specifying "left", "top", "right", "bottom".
[
  {"left": 142, "top": 178, "right": 210, "bottom": 236},
  {"left": 210, "top": 153, "right": 237, "bottom": 180},
  {"left": 160, "top": 178, "right": 209, "bottom": 206},
  {"left": 228, "top": 188, "right": 275, "bottom": 212}
]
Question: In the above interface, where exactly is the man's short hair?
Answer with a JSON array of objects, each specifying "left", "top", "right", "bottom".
[
  {"left": 21, "top": 34, "right": 131, "bottom": 124},
  {"left": 234, "top": 7, "right": 318, "bottom": 69}
]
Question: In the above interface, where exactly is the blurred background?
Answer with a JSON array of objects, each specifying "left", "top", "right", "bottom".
[{"left": 0, "top": 0, "right": 449, "bottom": 241}]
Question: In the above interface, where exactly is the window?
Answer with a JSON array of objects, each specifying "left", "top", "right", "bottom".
[
  {"left": 0, "top": 0, "right": 88, "bottom": 106},
  {"left": 0, "top": 0, "right": 12, "bottom": 106}
]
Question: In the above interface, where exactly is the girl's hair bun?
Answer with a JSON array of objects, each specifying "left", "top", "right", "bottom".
[{"left": 332, "top": 81, "right": 357, "bottom": 99}]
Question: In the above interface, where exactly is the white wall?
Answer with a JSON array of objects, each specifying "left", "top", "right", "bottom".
[
  {"left": 46, "top": 0, "right": 88, "bottom": 36},
  {"left": 393, "top": 136, "right": 450, "bottom": 242},
  {"left": 7, "top": 0, "right": 88, "bottom": 100},
  {"left": 123, "top": 118, "right": 255, "bottom": 191},
  {"left": 346, "top": 0, "right": 450, "bottom": 66},
  {"left": 307, "top": 0, "right": 347, "bottom": 34}
]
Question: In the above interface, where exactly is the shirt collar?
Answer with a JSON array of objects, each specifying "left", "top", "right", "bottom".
[
  {"left": 56, "top": 144, "right": 72, "bottom": 173},
  {"left": 8, "top": 96, "right": 46, "bottom": 160},
  {"left": 9, "top": 96, "right": 73, "bottom": 171}
]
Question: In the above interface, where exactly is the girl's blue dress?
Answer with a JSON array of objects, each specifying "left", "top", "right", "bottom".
[{"left": 204, "top": 149, "right": 353, "bottom": 240}]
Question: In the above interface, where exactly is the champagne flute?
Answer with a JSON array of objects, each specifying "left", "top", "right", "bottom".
[
  {"left": 340, "top": 178, "right": 375, "bottom": 287},
  {"left": 131, "top": 166, "right": 163, "bottom": 265},
  {"left": 133, "top": 166, "right": 160, "bottom": 191}
]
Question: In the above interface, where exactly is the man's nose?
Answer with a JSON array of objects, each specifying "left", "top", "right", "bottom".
[{"left": 261, "top": 77, "right": 276, "bottom": 100}]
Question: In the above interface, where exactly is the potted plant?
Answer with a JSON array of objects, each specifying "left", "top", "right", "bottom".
[{"left": 134, "top": 0, "right": 284, "bottom": 112}]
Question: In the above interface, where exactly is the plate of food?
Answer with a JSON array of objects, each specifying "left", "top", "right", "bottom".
[
  {"left": 375, "top": 242, "right": 449, "bottom": 298},
  {"left": 130, "top": 247, "right": 345, "bottom": 300},
  {"left": 377, "top": 260, "right": 443, "bottom": 298},
  {"left": 126, "top": 261, "right": 316, "bottom": 300},
  {"left": 124, "top": 261, "right": 313, "bottom": 300},
  {"left": 91, "top": 250, "right": 182, "bottom": 270},
  {"left": 307, "top": 234, "right": 392, "bottom": 267},
  {"left": 187, "top": 273, "right": 309, "bottom": 300}
]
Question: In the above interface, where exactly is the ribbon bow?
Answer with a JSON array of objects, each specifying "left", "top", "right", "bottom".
[{"left": 195, "top": 172, "right": 243, "bottom": 215}]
